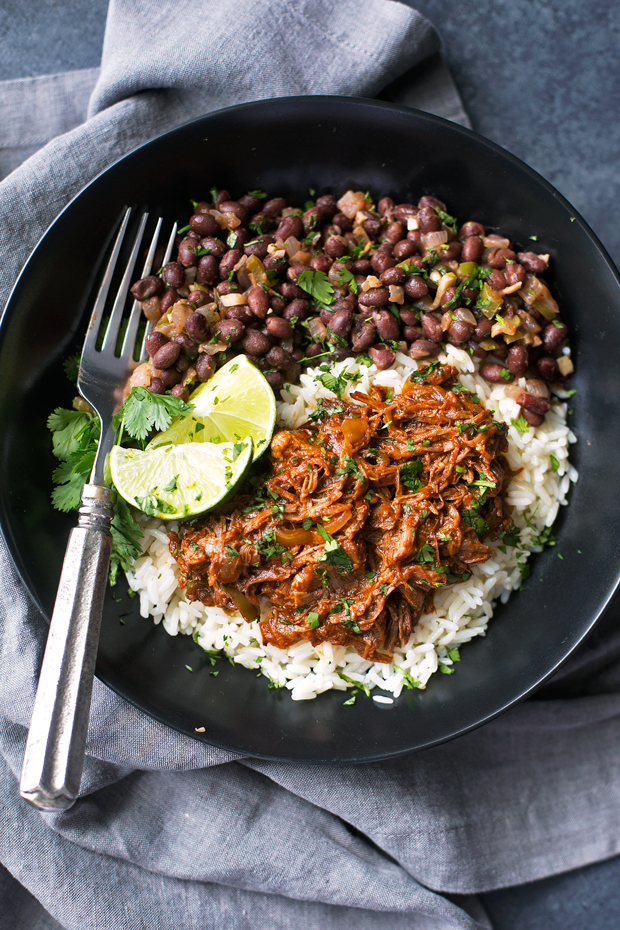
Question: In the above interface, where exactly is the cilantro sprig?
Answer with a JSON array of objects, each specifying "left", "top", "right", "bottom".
[
  {"left": 316, "top": 524, "right": 353, "bottom": 573},
  {"left": 115, "top": 387, "right": 194, "bottom": 442},
  {"left": 297, "top": 269, "right": 335, "bottom": 306}
]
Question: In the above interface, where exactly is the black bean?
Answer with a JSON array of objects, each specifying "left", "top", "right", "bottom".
[
  {"left": 328, "top": 308, "right": 353, "bottom": 338},
  {"left": 190, "top": 212, "right": 219, "bottom": 237},
  {"left": 369, "top": 345, "right": 396, "bottom": 370},
  {"left": 175, "top": 354, "right": 190, "bottom": 373},
  {"left": 517, "top": 252, "right": 548, "bottom": 274},
  {"left": 265, "top": 371, "right": 285, "bottom": 391},
  {"left": 350, "top": 322, "right": 375, "bottom": 352},
  {"left": 404, "top": 276, "right": 428, "bottom": 300},
  {"left": 377, "top": 197, "right": 395, "bottom": 216},
  {"left": 177, "top": 239, "right": 199, "bottom": 268},
  {"left": 195, "top": 353, "right": 216, "bottom": 382},
  {"left": 170, "top": 384, "right": 189, "bottom": 401},
  {"left": 506, "top": 344, "right": 529, "bottom": 375},
  {"left": 311, "top": 253, "right": 332, "bottom": 273},
  {"left": 380, "top": 267, "right": 406, "bottom": 286},
  {"left": 250, "top": 211, "right": 276, "bottom": 233},
  {"left": 447, "top": 320, "right": 473, "bottom": 344},
  {"left": 487, "top": 248, "right": 517, "bottom": 269},
  {"left": 162, "top": 262, "right": 186, "bottom": 288},
  {"left": 193, "top": 201, "right": 211, "bottom": 214},
  {"left": 141, "top": 296, "right": 162, "bottom": 324},
  {"left": 304, "top": 342, "right": 323, "bottom": 358},
  {"left": 270, "top": 295, "right": 287, "bottom": 315},
  {"left": 516, "top": 392, "right": 550, "bottom": 415},
  {"left": 352, "top": 259, "right": 372, "bottom": 275},
  {"left": 266, "top": 345, "right": 295, "bottom": 370},
  {"left": 246, "top": 285, "right": 269, "bottom": 318},
  {"left": 263, "top": 255, "right": 287, "bottom": 275},
  {"left": 459, "top": 221, "right": 486, "bottom": 238},
  {"left": 145, "top": 332, "right": 169, "bottom": 358},
  {"left": 480, "top": 363, "right": 513, "bottom": 384},
  {"left": 359, "top": 286, "right": 389, "bottom": 308},
  {"left": 391, "top": 240, "right": 416, "bottom": 261},
  {"left": 418, "top": 207, "right": 441, "bottom": 233},
  {"left": 226, "top": 305, "right": 254, "bottom": 325},
  {"left": 473, "top": 316, "right": 493, "bottom": 340},
  {"left": 280, "top": 282, "right": 305, "bottom": 300},
  {"left": 263, "top": 197, "right": 287, "bottom": 217},
  {"left": 536, "top": 355, "right": 558, "bottom": 381},
  {"left": 219, "top": 249, "right": 243, "bottom": 279},
  {"left": 275, "top": 215, "right": 304, "bottom": 240},
  {"left": 227, "top": 227, "right": 250, "bottom": 250},
  {"left": 159, "top": 367, "right": 182, "bottom": 387},
  {"left": 383, "top": 221, "right": 405, "bottom": 244},
  {"left": 196, "top": 254, "right": 218, "bottom": 285},
  {"left": 216, "top": 282, "right": 235, "bottom": 297},
  {"left": 469, "top": 341, "right": 488, "bottom": 359},
  {"left": 363, "top": 216, "right": 382, "bottom": 238},
  {"left": 542, "top": 321, "right": 567, "bottom": 352},
  {"left": 461, "top": 236, "right": 483, "bottom": 263},
  {"left": 521, "top": 408, "right": 545, "bottom": 427},
  {"left": 148, "top": 377, "right": 166, "bottom": 395},
  {"left": 373, "top": 310, "right": 399, "bottom": 342},
  {"left": 130, "top": 275, "right": 164, "bottom": 300},
  {"left": 185, "top": 312, "right": 208, "bottom": 341},
  {"left": 324, "top": 235, "right": 349, "bottom": 259},
  {"left": 418, "top": 195, "right": 446, "bottom": 211},
  {"left": 214, "top": 190, "right": 231, "bottom": 208},
  {"left": 408, "top": 339, "right": 441, "bottom": 359},
  {"left": 242, "top": 329, "right": 271, "bottom": 356},
  {"left": 441, "top": 241, "right": 462, "bottom": 262},
  {"left": 505, "top": 262, "right": 526, "bottom": 286},
  {"left": 200, "top": 237, "right": 226, "bottom": 259},
  {"left": 283, "top": 298, "right": 310, "bottom": 322},
  {"left": 441, "top": 286, "right": 458, "bottom": 308},
  {"left": 173, "top": 333, "right": 198, "bottom": 359},
  {"left": 244, "top": 235, "right": 273, "bottom": 260},
  {"left": 370, "top": 249, "right": 396, "bottom": 276},
  {"left": 219, "top": 200, "right": 247, "bottom": 222},
  {"left": 403, "top": 325, "right": 424, "bottom": 342},
  {"left": 421, "top": 313, "right": 443, "bottom": 343},
  {"left": 152, "top": 342, "right": 181, "bottom": 369},
  {"left": 394, "top": 203, "right": 417, "bottom": 224},
  {"left": 160, "top": 288, "right": 180, "bottom": 315},
  {"left": 239, "top": 194, "right": 261, "bottom": 214},
  {"left": 214, "top": 319, "right": 245, "bottom": 343},
  {"left": 286, "top": 262, "right": 309, "bottom": 283},
  {"left": 266, "top": 317, "right": 293, "bottom": 340},
  {"left": 187, "top": 290, "right": 207, "bottom": 307},
  {"left": 315, "top": 194, "right": 338, "bottom": 219}
]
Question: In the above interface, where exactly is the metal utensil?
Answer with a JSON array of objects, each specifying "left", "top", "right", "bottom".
[{"left": 19, "top": 208, "right": 175, "bottom": 811}]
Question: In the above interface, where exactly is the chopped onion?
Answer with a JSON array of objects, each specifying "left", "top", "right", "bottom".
[
  {"left": 284, "top": 236, "right": 301, "bottom": 258},
  {"left": 422, "top": 230, "right": 449, "bottom": 250},
  {"left": 525, "top": 379, "right": 550, "bottom": 399},
  {"left": 219, "top": 293, "right": 248, "bottom": 307},
  {"left": 557, "top": 355, "right": 574, "bottom": 376},
  {"left": 516, "top": 308, "right": 541, "bottom": 333},
  {"left": 290, "top": 250, "right": 311, "bottom": 265},
  {"left": 362, "top": 275, "right": 382, "bottom": 292},
  {"left": 482, "top": 234, "right": 510, "bottom": 249},
  {"left": 184, "top": 267, "right": 197, "bottom": 286},
  {"left": 455, "top": 307, "right": 476, "bottom": 326},
  {"left": 389, "top": 285, "right": 404, "bottom": 304},
  {"left": 407, "top": 216, "right": 419, "bottom": 231},
  {"left": 491, "top": 315, "right": 520, "bottom": 338},
  {"left": 431, "top": 271, "right": 457, "bottom": 310},
  {"left": 353, "top": 225, "right": 372, "bottom": 253},
  {"left": 308, "top": 318, "right": 327, "bottom": 341},
  {"left": 499, "top": 281, "right": 522, "bottom": 296},
  {"left": 200, "top": 341, "right": 228, "bottom": 356},
  {"left": 337, "top": 190, "right": 368, "bottom": 219},
  {"left": 209, "top": 208, "right": 240, "bottom": 230}
]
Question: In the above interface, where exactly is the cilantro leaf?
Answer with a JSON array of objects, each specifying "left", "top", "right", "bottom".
[
  {"left": 333, "top": 265, "right": 358, "bottom": 294},
  {"left": 409, "top": 361, "right": 441, "bottom": 383},
  {"left": 316, "top": 524, "right": 353, "bottom": 573},
  {"left": 297, "top": 269, "right": 335, "bottom": 306},
  {"left": 511, "top": 414, "right": 530, "bottom": 433},
  {"left": 400, "top": 459, "right": 423, "bottom": 491},
  {"left": 109, "top": 497, "right": 143, "bottom": 586},
  {"left": 117, "top": 387, "right": 194, "bottom": 441},
  {"left": 63, "top": 354, "right": 81, "bottom": 383},
  {"left": 435, "top": 207, "right": 458, "bottom": 232}
]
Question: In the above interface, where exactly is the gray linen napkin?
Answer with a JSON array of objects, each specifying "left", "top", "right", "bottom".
[{"left": 1, "top": 2, "right": 619, "bottom": 929}]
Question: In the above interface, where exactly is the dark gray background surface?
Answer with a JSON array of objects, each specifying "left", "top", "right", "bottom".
[{"left": 1, "top": 1, "right": 618, "bottom": 928}]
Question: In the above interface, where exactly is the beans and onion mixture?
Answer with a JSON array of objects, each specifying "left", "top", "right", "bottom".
[
  {"left": 129, "top": 187, "right": 572, "bottom": 429},
  {"left": 169, "top": 363, "right": 517, "bottom": 662}
]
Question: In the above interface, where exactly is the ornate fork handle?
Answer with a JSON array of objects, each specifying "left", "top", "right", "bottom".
[{"left": 20, "top": 485, "right": 114, "bottom": 811}]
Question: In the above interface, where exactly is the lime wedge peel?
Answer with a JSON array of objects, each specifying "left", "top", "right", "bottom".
[
  {"left": 110, "top": 437, "right": 253, "bottom": 521},
  {"left": 147, "top": 355, "right": 276, "bottom": 461}
]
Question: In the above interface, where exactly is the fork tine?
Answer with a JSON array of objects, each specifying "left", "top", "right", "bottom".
[
  {"left": 139, "top": 221, "right": 177, "bottom": 362},
  {"left": 81, "top": 207, "right": 132, "bottom": 358},
  {"left": 101, "top": 211, "right": 148, "bottom": 354},
  {"left": 120, "top": 217, "right": 163, "bottom": 361}
]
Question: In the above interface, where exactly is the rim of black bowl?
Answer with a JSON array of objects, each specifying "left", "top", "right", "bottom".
[{"left": 2, "top": 94, "right": 620, "bottom": 763}]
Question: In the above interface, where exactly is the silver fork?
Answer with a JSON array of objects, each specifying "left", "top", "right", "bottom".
[{"left": 20, "top": 208, "right": 175, "bottom": 811}]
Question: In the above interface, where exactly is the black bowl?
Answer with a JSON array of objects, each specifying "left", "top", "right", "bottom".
[{"left": 2, "top": 96, "right": 620, "bottom": 763}]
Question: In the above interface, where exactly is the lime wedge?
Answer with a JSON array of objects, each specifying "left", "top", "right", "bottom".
[
  {"left": 147, "top": 355, "right": 276, "bottom": 460},
  {"left": 110, "top": 437, "right": 253, "bottom": 520}
]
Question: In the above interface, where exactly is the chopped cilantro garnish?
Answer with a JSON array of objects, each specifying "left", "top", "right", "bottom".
[
  {"left": 550, "top": 454, "right": 559, "bottom": 472},
  {"left": 297, "top": 269, "right": 335, "bottom": 305},
  {"left": 511, "top": 414, "right": 530, "bottom": 433},
  {"left": 316, "top": 524, "right": 353, "bottom": 573}
]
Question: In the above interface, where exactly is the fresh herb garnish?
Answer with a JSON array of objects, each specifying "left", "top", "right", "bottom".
[
  {"left": 316, "top": 524, "right": 353, "bottom": 573},
  {"left": 399, "top": 459, "right": 423, "bottom": 492},
  {"left": 297, "top": 269, "right": 335, "bottom": 305},
  {"left": 115, "top": 387, "right": 193, "bottom": 442}
]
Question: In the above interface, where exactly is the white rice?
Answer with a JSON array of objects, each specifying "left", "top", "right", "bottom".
[{"left": 125, "top": 345, "right": 577, "bottom": 702}]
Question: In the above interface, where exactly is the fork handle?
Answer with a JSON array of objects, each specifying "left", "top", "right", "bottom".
[{"left": 20, "top": 485, "right": 114, "bottom": 811}]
